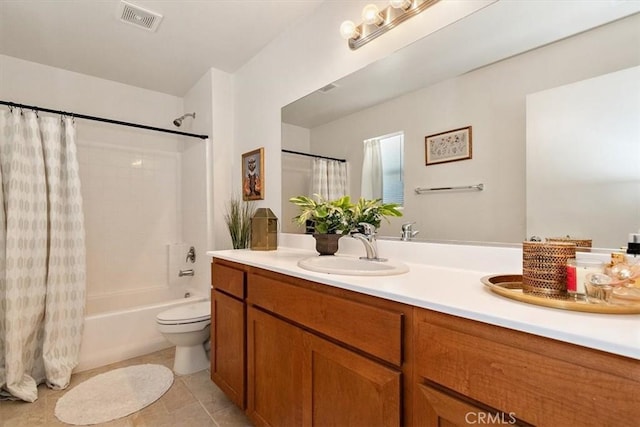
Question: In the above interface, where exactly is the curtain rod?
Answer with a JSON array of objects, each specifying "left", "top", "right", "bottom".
[
  {"left": 0, "top": 101, "right": 209, "bottom": 140},
  {"left": 282, "top": 149, "right": 346, "bottom": 163}
]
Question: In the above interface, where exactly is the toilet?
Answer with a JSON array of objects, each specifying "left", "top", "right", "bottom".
[{"left": 156, "top": 300, "right": 211, "bottom": 375}]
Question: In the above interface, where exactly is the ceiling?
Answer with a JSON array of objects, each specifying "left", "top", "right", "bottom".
[{"left": 0, "top": 0, "right": 324, "bottom": 96}]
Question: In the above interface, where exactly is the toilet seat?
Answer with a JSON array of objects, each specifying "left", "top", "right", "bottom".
[{"left": 156, "top": 301, "right": 211, "bottom": 325}]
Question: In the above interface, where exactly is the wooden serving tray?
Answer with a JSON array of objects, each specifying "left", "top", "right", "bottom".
[{"left": 481, "top": 274, "right": 640, "bottom": 314}]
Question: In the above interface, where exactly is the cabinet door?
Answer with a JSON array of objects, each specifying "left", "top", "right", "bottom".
[
  {"left": 415, "top": 383, "right": 528, "bottom": 427},
  {"left": 247, "top": 306, "right": 305, "bottom": 427},
  {"left": 303, "top": 332, "right": 401, "bottom": 427},
  {"left": 211, "top": 290, "right": 245, "bottom": 409}
]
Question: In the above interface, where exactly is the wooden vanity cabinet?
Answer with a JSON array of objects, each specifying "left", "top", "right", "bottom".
[
  {"left": 246, "top": 268, "right": 412, "bottom": 427},
  {"left": 413, "top": 309, "right": 640, "bottom": 427},
  {"left": 210, "top": 259, "right": 247, "bottom": 409},
  {"left": 211, "top": 257, "right": 640, "bottom": 427}
]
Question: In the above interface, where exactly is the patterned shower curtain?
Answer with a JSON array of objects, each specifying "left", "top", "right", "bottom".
[
  {"left": 311, "top": 158, "right": 348, "bottom": 200},
  {"left": 0, "top": 109, "right": 86, "bottom": 402}
]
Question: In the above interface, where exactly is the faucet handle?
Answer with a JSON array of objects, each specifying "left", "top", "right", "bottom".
[
  {"left": 186, "top": 246, "right": 196, "bottom": 263},
  {"left": 401, "top": 222, "right": 419, "bottom": 241},
  {"left": 358, "top": 222, "right": 376, "bottom": 236},
  {"left": 401, "top": 222, "right": 416, "bottom": 231}
]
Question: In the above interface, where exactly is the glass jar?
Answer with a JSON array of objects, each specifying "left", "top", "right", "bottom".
[{"left": 566, "top": 258, "right": 605, "bottom": 296}]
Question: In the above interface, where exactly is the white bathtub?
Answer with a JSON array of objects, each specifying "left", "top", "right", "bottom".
[{"left": 76, "top": 292, "right": 208, "bottom": 372}]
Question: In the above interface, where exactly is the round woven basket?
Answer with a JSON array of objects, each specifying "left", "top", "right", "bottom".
[
  {"left": 545, "top": 237, "right": 592, "bottom": 252},
  {"left": 522, "top": 241, "right": 576, "bottom": 296}
]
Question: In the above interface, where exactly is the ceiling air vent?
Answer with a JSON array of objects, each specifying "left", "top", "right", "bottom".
[{"left": 117, "top": 0, "right": 163, "bottom": 32}]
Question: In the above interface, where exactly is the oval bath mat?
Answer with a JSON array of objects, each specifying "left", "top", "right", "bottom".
[{"left": 55, "top": 364, "right": 173, "bottom": 425}]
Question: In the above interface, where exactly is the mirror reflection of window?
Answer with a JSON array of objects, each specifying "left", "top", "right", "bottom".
[{"left": 362, "top": 132, "right": 404, "bottom": 206}]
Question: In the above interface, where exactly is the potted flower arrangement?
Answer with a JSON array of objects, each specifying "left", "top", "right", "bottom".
[
  {"left": 289, "top": 195, "right": 352, "bottom": 255},
  {"left": 289, "top": 194, "right": 402, "bottom": 255}
]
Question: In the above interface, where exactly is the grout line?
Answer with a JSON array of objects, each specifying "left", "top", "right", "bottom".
[{"left": 198, "top": 399, "right": 221, "bottom": 427}]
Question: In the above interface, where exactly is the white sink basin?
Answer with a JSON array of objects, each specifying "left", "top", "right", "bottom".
[{"left": 297, "top": 255, "right": 409, "bottom": 276}]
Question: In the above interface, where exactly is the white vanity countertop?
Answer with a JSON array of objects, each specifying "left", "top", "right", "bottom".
[{"left": 206, "top": 247, "right": 640, "bottom": 360}]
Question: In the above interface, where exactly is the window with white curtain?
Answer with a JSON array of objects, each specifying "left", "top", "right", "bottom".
[{"left": 362, "top": 131, "right": 404, "bottom": 206}]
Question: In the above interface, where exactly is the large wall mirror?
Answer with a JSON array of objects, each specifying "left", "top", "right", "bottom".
[{"left": 281, "top": 4, "right": 640, "bottom": 250}]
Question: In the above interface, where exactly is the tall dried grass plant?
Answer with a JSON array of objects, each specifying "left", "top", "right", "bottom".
[{"left": 224, "top": 196, "right": 256, "bottom": 249}]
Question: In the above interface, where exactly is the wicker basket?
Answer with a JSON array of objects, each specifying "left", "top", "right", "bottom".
[
  {"left": 545, "top": 236, "right": 592, "bottom": 252},
  {"left": 522, "top": 241, "right": 576, "bottom": 296}
]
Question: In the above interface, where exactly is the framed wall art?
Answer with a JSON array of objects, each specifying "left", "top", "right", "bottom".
[
  {"left": 242, "top": 147, "right": 264, "bottom": 200},
  {"left": 425, "top": 126, "right": 472, "bottom": 166}
]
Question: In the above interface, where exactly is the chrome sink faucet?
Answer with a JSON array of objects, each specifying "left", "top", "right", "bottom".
[
  {"left": 401, "top": 222, "right": 419, "bottom": 241},
  {"left": 351, "top": 222, "right": 386, "bottom": 261}
]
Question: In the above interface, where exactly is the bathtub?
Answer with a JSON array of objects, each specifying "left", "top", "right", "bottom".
[{"left": 76, "top": 289, "right": 208, "bottom": 373}]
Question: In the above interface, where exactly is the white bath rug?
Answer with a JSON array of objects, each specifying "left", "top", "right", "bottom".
[{"left": 55, "top": 364, "right": 174, "bottom": 425}]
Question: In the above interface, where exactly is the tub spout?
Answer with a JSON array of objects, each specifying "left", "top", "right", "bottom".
[{"left": 179, "top": 269, "right": 194, "bottom": 277}]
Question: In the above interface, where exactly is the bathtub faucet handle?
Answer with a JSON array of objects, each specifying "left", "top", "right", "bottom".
[{"left": 186, "top": 246, "right": 196, "bottom": 263}]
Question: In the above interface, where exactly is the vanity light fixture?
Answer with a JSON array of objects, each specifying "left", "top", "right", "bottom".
[
  {"left": 340, "top": 0, "right": 440, "bottom": 50},
  {"left": 362, "top": 4, "right": 384, "bottom": 25},
  {"left": 390, "top": 0, "right": 413, "bottom": 10}
]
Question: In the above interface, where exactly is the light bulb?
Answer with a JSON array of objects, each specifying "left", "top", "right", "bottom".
[
  {"left": 362, "top": 4, "right": 383, "bottom": 25},
  {"left": 390, "top": 0, "right": 411, "bottom": 9},
  {"left": 339, "top": 20, "right": 360, "bottom": 40}
]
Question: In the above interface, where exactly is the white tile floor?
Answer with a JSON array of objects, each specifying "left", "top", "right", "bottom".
[{"left": 0, "top": 348, "right": 253, "bottom": 427}]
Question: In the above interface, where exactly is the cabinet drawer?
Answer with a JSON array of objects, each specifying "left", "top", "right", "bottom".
[
  {"left": 247, "top": 272, "right": 403, "bottom": 366},
  {"left": 416, "top": 383, "right": 526, "bottom": 427},
  {"left": 212, "top": 261, "right": 245, "bottom": 299},
  {"left": 415, "top": 310, "right": 640, "bottom": 426}
]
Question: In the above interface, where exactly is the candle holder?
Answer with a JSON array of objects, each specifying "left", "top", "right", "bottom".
[{"left": 250, "top": 208, "right": 278, "bottom": 251}]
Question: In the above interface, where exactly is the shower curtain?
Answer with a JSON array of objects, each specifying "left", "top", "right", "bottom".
[
  {"left": 361, "top": 138, "right": 383, "bottom": 200},
  {"left": 0, "top": 109, "right": 86, "bottom": 402},
  {"left": 311, "top": 158, "right": 348, "bottom": 200}
]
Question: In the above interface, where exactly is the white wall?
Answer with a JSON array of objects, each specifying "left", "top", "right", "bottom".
[
  {"left": 527, "top": 66, "right": 640, "bottom": 248},
  {"left": 304, "top": 15, "right": 640, "bottom": 242},
  {"left": 210, "top": 69, "right": 236, "bottom": 250},
  {"left": 0, "top": 55, "right": 191, "bottom": 304},
  {"left": 0, "top": 55, "right": 183, "bottom": 152},
  {"left": 281, "top": 123, "right": 312, "bottom": 233},
  {"left": 181, "top": 68, "right": 235, "bottom": 296},
  {"left": 181, "top": 71, "right": 212, "bottom": 297}
]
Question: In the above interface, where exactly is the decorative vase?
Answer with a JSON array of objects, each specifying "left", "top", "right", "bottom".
[{"left": 312, "top": 233, "right": 344, "bottom": 256}]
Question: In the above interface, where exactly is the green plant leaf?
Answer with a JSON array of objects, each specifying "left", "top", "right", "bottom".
[{"left": 289, "top": 194, "right": 402, "bottom": 235}]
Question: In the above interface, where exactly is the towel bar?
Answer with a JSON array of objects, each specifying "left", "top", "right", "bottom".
[{"left": 414, "top": 183, "right": 484, "bottom": 194}]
